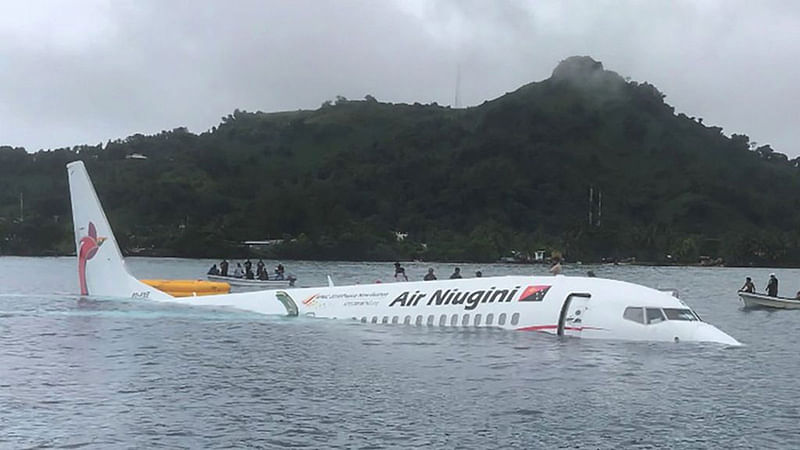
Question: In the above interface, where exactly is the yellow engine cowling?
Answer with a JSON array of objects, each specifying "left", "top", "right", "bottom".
[{"left": 140, "top": 279, "right": 230, "bottom": 297}]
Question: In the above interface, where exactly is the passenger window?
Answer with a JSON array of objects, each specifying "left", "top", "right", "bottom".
[
  {"left": 474, "top": 314, "right": 482, "bottom": 326},
  {"left": 439, "top": 314, "right": 447, "bottom": 327},
  {"left": 415, "top": 315, "right": 423, "bottom": 326},
  {"left": 486, "top": 313, "right": 494, "bottom": 325},
  {"left": 360, "top": 317, "right": 367, "bottom": 323},
  {"left": 371, "top": 316, "right": 378, "bottom": 324},
  {"left": 391, "top": 316, "right": 399, "bottom": 325},
  {"left": 450, "top": 314, "right": 459, "bottom": 327},
  {"left": 511, "top": 312, "right": 520, "bottom": 326},
  {"left": 498, "top": 313, "right": 507, "bottom": 326},
  {"left": 646, "top": 308, "right": 665, "bottom": 324},
  {"left": 462, "top": 314, "right": 470, "bottom": 327},
  {"left": 427, "top": 315, "right": 435, "bottom": 326},
  {"left": 382, "top": 316, "right": 389, "bottom": 324},
  {"left": 623, "top": 307, "right": 644, "bottom": 324},
  {"left": 403, "top": 316, "right": 411, "bottom": 325}
]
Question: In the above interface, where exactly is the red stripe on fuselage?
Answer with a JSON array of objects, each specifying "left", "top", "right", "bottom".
[{"left": 516, "top": 325, "right": 605, "bottom": 332}]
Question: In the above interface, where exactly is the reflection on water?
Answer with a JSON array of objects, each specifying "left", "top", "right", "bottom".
[{"left": 1, "top": 256, "right": 800, "bottom": 448}]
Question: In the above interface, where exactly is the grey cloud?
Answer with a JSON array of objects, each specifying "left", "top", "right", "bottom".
[{"left": 1, "top": 0, "right": 799, "bottom": 156}]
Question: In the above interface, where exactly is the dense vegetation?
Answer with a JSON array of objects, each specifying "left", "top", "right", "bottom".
[{"left": 3, "top": 56, "right": 800, "bottom": 265}]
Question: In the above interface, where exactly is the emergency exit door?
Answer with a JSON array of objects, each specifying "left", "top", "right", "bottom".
[{"left": 558, "top": 293, "right": 591, "bottom": 337}]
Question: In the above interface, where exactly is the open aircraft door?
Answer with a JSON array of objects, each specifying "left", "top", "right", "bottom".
[
  {"left": 275, "top": 291, "right": 299, "bottom": 316},
  {"left": 558, "top": 293, "right": 591, "bottom": 337}
]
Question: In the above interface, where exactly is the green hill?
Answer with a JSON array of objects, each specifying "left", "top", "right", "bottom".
[{"left": 2, "top": 56, "right": 799, "bottom": 265}]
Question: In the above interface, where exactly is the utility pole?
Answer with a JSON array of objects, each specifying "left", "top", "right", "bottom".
[
  {"left": 588, "top": 187, "right": 602, "bottom": 227},
  {"left": 19, "top": 192, "right": 23, "bottom": 222},
  {"left": 597, "top": 190, "right": 602, "bottom": 227}
]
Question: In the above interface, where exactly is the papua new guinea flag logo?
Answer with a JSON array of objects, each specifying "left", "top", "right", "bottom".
[{"left": 518, "top": 285, "right": 551, "bottom": 302}]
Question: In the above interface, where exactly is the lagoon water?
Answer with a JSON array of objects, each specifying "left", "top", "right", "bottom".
[{"left": 2, "top": 257, "right": 800, "bottom": 448}]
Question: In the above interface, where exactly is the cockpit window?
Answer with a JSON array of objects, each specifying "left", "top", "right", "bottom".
[
  {"left": 645, "top": 308, "right": 665, "bottom": 324},
  {"left": 623, "top": 307, "right": 645, "bottom": 324},
  {"left": 663, "top": 308, "right": 698, "bottom": 321},
  {"left": 626, "top": 307, "right": 700, "bottom": 325}
]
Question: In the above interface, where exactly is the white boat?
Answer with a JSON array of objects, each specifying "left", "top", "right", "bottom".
[
  {"left": 207, "top": 274, "right": 296, "bottom": 288},
  {"left": 66, "top": 161, "right": 741, "bottom": 346},
  {"left": 739, "top": 291, "right": 800, "bottom": 309}
]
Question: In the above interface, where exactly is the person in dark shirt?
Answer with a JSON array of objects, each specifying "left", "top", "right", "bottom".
[
  {"left": 274, "top": 264, "right": 285, "bottom": 281},
  {"left": 256, "top": 259, "right": 265, "bottom": 278},
  {"left": 767, "top": 273, "right": 779, "bottom": 297},
  {"left": 475, "top": 270, "right": 482, "bottom": 278},
  {"left": 449, "top": 267, "right": 462, "bottom": 279},
  {"left": 220, "top": 259, "right": 229, "bottom": 276},
  {"left": 394, "top": 262, "right": 408, "bottom": 281},
  {"left": 244, "top": 259, "right": 252, "bottom": 274},
  {"left": 424, "top": 268, "right": 437, "bottom": 281},
  {"left": 739, "top": 277, "right": 755, "bottom": 293},
  {"left": 207, "top": 264, "right": 220, "bottom": 275}
]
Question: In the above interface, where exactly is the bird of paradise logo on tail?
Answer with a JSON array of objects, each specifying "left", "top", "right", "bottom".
[{"left": 78, "top": 222, "right": 106, "bottom": 295}]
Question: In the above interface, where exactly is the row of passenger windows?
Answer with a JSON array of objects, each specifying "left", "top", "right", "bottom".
[
  {"left": 359, "top": 312, "right": 520, "bottom": 327},
  {"left": 623, "top": 307, "right": 700, "bottom": 325}
]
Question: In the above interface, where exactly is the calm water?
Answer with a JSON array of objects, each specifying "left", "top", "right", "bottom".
[{"left": 1, "top": 257, "right": 800, "bottom": 449}]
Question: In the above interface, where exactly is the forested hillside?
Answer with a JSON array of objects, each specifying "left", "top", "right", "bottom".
[{"left": 2, "top": 56, "right": 800, "bottom": 265}]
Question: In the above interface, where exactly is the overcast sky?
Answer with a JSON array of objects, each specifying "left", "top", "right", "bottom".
[{"left": 2, "top": 0, "right": 799, "bottom": 156}]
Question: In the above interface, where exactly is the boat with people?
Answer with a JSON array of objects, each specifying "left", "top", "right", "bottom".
[
  {"left": 207, "top": 274, "right": 296, "bottom": 287},
  {"left": 739, "top": 291, "right": 800, "bottom": 309},
  {"left": 66, "top": 160, "right": 741, "bottom": 346}
]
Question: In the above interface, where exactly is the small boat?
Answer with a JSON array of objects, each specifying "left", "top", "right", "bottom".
[
  {"left": 739, "top": 291, "right": 800, "bottom": 309},
  {"left": 207, "top": 274, "right": 297, "bottom": 288}
]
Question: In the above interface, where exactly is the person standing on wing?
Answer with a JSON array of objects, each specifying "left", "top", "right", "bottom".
[
  {"left": 767, "top": 273, "right": 779, "bottom": 297},
  {"left": 394, "top": 262, "right": 408, "bottom": 281},
  {"left": 549, "top": 257, "right": 562, "bottom": 275},
  {"left": 424, "top": 268, "right": 437, "bottom": 281},
  {"left": 449, "top": 267, "right": 462, "bottom": 279}
]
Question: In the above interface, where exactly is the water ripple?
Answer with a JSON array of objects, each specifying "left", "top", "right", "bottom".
[{"left": 2, "top": 258, "right": 800, "bottom": 447}]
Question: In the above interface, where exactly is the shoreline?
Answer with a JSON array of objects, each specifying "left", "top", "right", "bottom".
[{"left": 2, "top": 252, "right": 800, "bottom": 269}]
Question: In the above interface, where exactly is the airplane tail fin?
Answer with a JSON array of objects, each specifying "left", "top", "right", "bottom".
[{"left": 67, "top": 161, "right": 172, "bottom": 300}]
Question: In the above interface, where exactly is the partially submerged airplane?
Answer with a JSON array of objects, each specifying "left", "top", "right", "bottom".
[{"left": 67, "top": 161, "right": 741, "bottom": 345}]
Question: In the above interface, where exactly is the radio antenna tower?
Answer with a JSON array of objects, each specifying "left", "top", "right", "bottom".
[{"left": 454, "top": 64, "right": 462, "bottom": 108}]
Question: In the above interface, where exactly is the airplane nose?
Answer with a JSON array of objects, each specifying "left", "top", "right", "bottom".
[{"left": 692, "top": 323, "right": 742, "bottom": 346}]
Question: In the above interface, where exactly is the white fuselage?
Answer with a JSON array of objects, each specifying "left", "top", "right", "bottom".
[{"left": 175, "top": 274, "right": 740, "bottom": 345}]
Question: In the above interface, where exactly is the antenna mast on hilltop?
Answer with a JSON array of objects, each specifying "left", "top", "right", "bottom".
[{"left": 454, "top": 64, "right": 461, "bottom": 108}]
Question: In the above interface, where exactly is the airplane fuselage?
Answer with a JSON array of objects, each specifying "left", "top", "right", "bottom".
[{"left": 178, "top": 274, "right": 740, "bottom": 345}]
